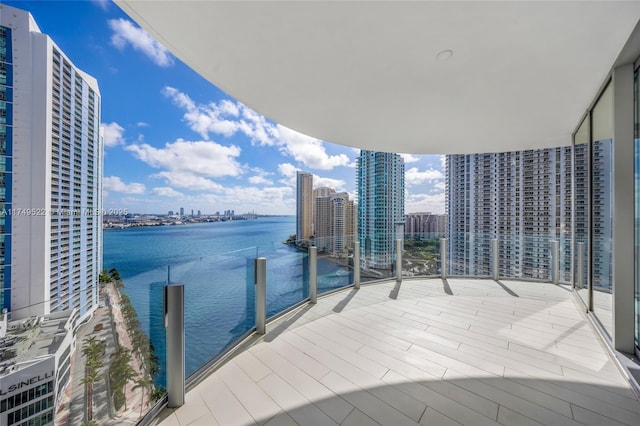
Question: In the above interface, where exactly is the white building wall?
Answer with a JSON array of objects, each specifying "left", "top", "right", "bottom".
[{"left": 1, "top": 5, "right": 100, "bottom": 320}]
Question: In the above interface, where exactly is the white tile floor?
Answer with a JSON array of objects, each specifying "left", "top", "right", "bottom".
[{"left": 155, "top": 279, "right": 640, "bottom": 426}]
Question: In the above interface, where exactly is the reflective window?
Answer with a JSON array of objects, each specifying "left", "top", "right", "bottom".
[
  {"left": 635, "top": 69, "right": 640, "bottom": 350},
  {"left": 592, "top": 83, "right": 614, "bottom": 337},
  {"left": 574, "top": 115, "right": 589, "bottom": 307}
]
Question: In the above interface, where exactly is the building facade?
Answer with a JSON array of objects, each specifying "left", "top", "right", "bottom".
[
  {"left": 405, "top": 212, "right": 447, "bottom": 239},
  {"left": 313, "top": 187, "right": 356, "bottom": 256},
  {"left": 445, "top": 146, "right": 611, "bottom": 282},
  {"left": 0, "top": 309, "right": 77, "bottom": 426},
  {"left": 357, "top": 150, "right": 404, "bottom": 270},
  {"left": 0, "top": 5, "right": 102, "bottom": 320},
  {"left": 296, "top": 171, "right": 313, "bottom": 243}
]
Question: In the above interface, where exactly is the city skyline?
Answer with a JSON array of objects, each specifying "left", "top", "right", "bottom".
[{"left": 1, "top": 0, "right": 446, "bottom": 216}]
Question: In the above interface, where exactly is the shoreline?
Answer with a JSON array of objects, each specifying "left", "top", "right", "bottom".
[
  {"left": 102, "top": 281, "right": 153, "bottom": 422},
  {"left": 104, "top": 215, "right": 294, "bottom": 231}
]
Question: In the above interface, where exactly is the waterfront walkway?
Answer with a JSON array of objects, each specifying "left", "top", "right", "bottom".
[{"left": 156, "top": 278, "right": 640, "bottom": 426}]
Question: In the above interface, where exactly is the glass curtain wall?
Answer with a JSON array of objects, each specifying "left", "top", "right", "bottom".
[
  {"left": 573, "top": 82, "right": 614, "bottom": 338},
  {"left": 635, "top": 69, "right": 640, "bottom": 352},
  {"left": 592, "top": 83, "right": 614, "bottom": 337},
  {"left": 574, "top": 117, "right": 590, "bottom": 305}
]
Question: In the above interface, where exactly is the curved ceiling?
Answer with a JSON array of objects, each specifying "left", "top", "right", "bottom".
[{"left": 115, "top": 1, "right": 640, "bottom": 154}]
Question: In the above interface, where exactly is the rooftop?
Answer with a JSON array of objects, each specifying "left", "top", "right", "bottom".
[
  {"left": 156, "top": 279, "right": 640, "bottom": 426},
  {"left": 0, "top": 310, "right": 75, "bottom": 376}
]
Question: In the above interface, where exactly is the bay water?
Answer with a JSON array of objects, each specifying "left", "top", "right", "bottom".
[{"left": 103, "top": 216, "right": 352, "bottom": 386}]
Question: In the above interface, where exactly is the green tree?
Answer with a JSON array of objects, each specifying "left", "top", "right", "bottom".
[
  {"left": 132, "top": 375, "right": 154, "bottom": 417},
  {"left": 99, "top": 269, "right": 110, "bottom": 283},
  {"left": 109, "top": 347, "right": 135, "bottom": 411},
  {"left": 80, "top": 335, "right": 105, "bottom": 422},
  {"left": 150, "top": 387, "right": 166, "bottom": 402}
]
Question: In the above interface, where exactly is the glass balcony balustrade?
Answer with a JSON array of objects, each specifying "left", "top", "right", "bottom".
[{"left": 64, "top": 228, "right": 621, "bottom": 424}]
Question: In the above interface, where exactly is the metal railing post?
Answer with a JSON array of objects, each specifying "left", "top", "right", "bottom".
[
  {"left": 309, "top": 247, "right": 317, "bottom": 304},
  {"left": 255, "top": 257, "right": 266, "bottom": 335},
  {"left": 396, "top": 238, "right": 403, "bottom": 282},
  {"left": 440, "top": 238, "right": 447, "bottom": 279},
  {"left": 576, "top": 242, "right": 584, "bottom": 289},
  {"left": 354, "top": 241, "right": 360, "bottom": 289},
  {"left": 165, "top": 283, "right": 185, "bottom": 408},
  {"left": 491, "top": 238, "right": 499, "bottom": 280},
  {"left": 551, "top": 240, "right": 559, "bottom": 284}
]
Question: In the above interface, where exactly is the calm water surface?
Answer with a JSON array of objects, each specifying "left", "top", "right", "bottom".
[{"left": 103, "top": 216, "right": 352, "bottom": 385}]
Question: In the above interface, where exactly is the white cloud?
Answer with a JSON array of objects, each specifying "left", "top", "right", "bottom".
[
  {"left": 248, "top": 175, "right": 273, "bottom": 185},
  {"left": 406, "top": 192, "right": 446, "bottom": 215},
  {"left": 276, "top": 163, "right": 345, "bottom": 191},
  {"left": 313, "top": 176, "right": 346, "bottom": 191},
  {"left": 137, "top": 122, "right": 150, "bottom": 128},
  {"left": 440, "top": 155, "right": 447, "bottom": 170},
  {"left": 152, "top": 187, "right": 184, "bottom": 198},
  {"left": 277, "top": 163, "right": 298, "bottom": 178},
  {"left": 103, "top": 176, "right": 146, "bottom": 194},
  {"left": 92, "top": 0, "right": 109, "bottom": 11},
  {"left": 126, "top": 139, "right": 242, "bottom": 191},
  {"left": 400, "top": 153, "right": 420, "bottom": 163},
  {"left": 126, "top": 139, "right": 242, "bottom": 178},
  {"left": 221, "top": 186, "right": 293, "bottom": 206},
  {"left": 163, "top": 87, "right": 350, "bottom": 170},
  {"left": 153, "top": 172, "right": 224, "bottom": 192},
  {"left": 405, "top": 167, "right": 445, "bottom": 186},
  {"left": 276, "top": 126, "right": 350, "bottom": 170},
  {"left": 102, "top": 122, "right": 125, "bottom": 147},
  {"left": 108, "top": 18, "right": 174, "bottom": 67}
]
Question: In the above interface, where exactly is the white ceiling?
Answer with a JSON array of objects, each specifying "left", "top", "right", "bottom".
[{"left": 115, "top": 1, "right": 640, "bottom": 154}]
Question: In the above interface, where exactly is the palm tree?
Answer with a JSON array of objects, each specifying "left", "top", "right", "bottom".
[
  {"left": 132, "top": 375, "right": 154, "bottom": 418},
  {"left": 81, "top": 336, "right": 106, "bottom": 421},
  {"left": 81, "top": 368, "right": 100, "bottom": 421},
  {"left": 108, "top": 268, "right": 121, "bottom": 281},
  {"left": 110, "top": 347, "right": 135, "bottom": 411},
  {"left": 150, "top": 387, "right": 166, "bottom": 402}
]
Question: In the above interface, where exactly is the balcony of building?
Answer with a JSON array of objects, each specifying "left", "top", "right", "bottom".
[
  {"left": 95, "top": 2, "right": 640, "bottom": 425},
  {"left": 99, "top": 234, "right": 637, "bottom": 426},
  {"left": 153, "top": 277, "right": 640, "bottom": 426}
]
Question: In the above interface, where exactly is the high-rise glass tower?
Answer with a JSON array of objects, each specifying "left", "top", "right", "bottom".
[
  {"left": 296, "top": 171, "right": 313, "bottom": 243},
  {"left": 357, "top": 150, "right": 404, "bottom": 270},
  {"left": 445, "top": 147, "right": 605, "bottom": 282},
  {"left": 313, "top": 187, "right": 356, "bottom": 256},
  {"left": 0, "top": 5, "right": 102, "bottom": 320}
]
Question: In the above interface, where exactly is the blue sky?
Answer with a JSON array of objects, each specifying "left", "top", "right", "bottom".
[{"left": 5, "top": 0, "right": 446, "bottom": 215}]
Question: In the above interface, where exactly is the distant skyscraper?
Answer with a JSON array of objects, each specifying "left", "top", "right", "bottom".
[
  {"left": 357, "top": 151, "right": 405, "bottom": 269},
  {"left": 446, "top": 148, "right": 577, "bottom": 280},
  {"left": 180, "top": 207, "right": 184, "bottom": 216},
  {"left": 0, "top": 5, "right": 102, "bottom": 320},
  {"left": 313, "top": 187, "right": 356, "bottom": 256},
  {"left": 296, "top": 171, "right": 313, "bottom": 242},
  {"left": 405, "top": 213, "right": 447, "bottom": 238},
  {"left": 313, "top": 187, "right": 334, "bottom": 251}
]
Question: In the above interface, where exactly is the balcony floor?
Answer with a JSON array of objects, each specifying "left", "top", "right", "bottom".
[{"left": 156, "top": 279, "right": 640, "bottom": 426}]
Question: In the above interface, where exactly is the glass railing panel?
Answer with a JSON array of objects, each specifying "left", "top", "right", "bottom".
[
  {"left": 591, "top": 138, "right": 613, "bottom": 337},
  {"left": 169, "top": 247, "right": 257, "bottom": 378},
  {"left": 446, "top": 232, "right": 493, "bottom": 278},
  {"left": 358, "top": 230, "right": 398, "bottom": 281},
  {"left": 402, "top": 233, "right": 442, "bottom": 277},
  {"left": 446, "top": 231, "right": 571, "bottom": 283},
  {"left": 60, "top": 266, "right": 167, "bottom": 424},
  {"left": 316, "top": 235, "right": 354, "bottom": 294},
  {"left": 575, "top": 235, "right": 589, "bottom": 304},
  {"left": 520, "top": 232, "right": 554, "bottom": 281},
  {"left": 259, "top": 240, "right": 309, "bottom": 317}
]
